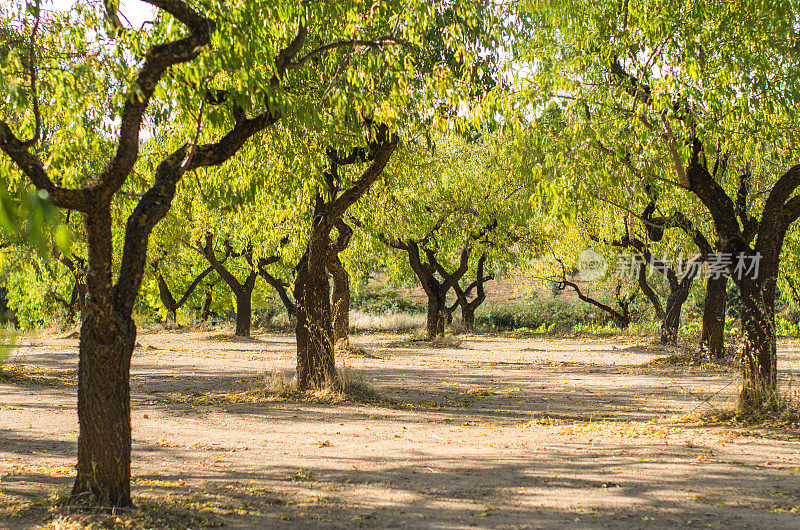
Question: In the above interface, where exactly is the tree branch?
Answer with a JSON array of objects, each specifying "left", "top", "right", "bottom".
[{"left": 286, "top": 36, "right": 413, "bottom": 70}]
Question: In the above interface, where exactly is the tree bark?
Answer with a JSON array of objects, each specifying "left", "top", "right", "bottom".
[
  {"left": 453, "top": 253, "right": 492, "bottom": 332},
  {"left": 426, "top": 294, "right": 446, "bottom": 338},
  {"left": 660, "top": 283, "right": 691, "bottom": 345},
  {"left": 328, "top": 253, "right": 350, "bottom": 349},
  {"left": 700, "top": 275, "right": 728, "bottom": 359},
  {"left": 72, "top": 310, "right": 135, "bottom": 506},
  {"left": 636, "top": 257, "right": 665, "bottom": 320},
  {"left": 461, "top": 301, "right": 477, "bottom": 330},
  {"left": 295, "top": 248, "right": 338, "bottom": 390},
  {"left": 327, "top": 220, "right": 353, "bottom": 349},
  {"left": 257, "top": 258, "right": 296, "bottom": 318},
  {"left": 156, "top": 272, "right": 179, "bottom": 324},
  {"left": 201, "top": 283, "right": 214, "bottom": 321},
  {"left": 155, "top": 263, "right": 213, "bottom": 325},
  {"left": 70, "top": 207, "right": 135, "bottom": 506},
  {"left": 234, "top": 289, "right": 253, "bottom": 337},
  {"left": 739, "top": 277, "right": 778, "bottom": 409}
]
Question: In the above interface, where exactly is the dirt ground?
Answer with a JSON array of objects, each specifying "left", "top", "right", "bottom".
[{"left": 1, "top": 330, "right": 800, "bottom": 529}]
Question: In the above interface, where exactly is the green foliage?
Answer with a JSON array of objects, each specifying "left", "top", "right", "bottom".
[
  {"left": 1, "top": 251, "right": 72, "bottom": 329},
  {"left": 350, "top": 285, "right": 426, "bottom": 314},
  {"left": 356, "top": 130, "right": 537, "bottom": 292},
  {"left": 476, "top": 295, "right": 625, "bottom": 332}
]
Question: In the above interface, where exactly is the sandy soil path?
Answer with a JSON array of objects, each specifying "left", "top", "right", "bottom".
[{"left": 1, "top": 330, "right": 799, "bottom": 528}]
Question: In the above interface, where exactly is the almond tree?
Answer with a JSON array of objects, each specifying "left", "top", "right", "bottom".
[
  {"left": 360, "top": 132, "right": 530, "bottom": 338},
  {"left": 521, "top": 0, "right": 800, "bottom": 410},
  {"left": 0, "top": 0, "right": 409, "bottom": 506}
]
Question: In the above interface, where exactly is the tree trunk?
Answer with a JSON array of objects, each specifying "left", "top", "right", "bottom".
[
  {"left": 328, "top": 254, "right": 350, "bottom": 349},
  {"left": 201, "top": 285, "right": 213, "bottom": 321},
  {"left": 295, "top": 249, "right": 339, "bottom": 390},
  {"left": 72, "top": 311, "right": 134, "bottom": 506},
  {"left": 196, "top": 235, "right": 257, "bottom": 337},
  {"left": 700, "top": 275, "right": 728, "bottom": 359},
  {"left": 156, "top": 274, "right": 178, "bottom": 325},
  {"left": 454, "top": 254, "right": 491, "bottom": 332},
  {"left": 660, "top": 285, "right": 690, "bottom": 345},
  {"left": 293, "top": 126, "right": 396, "bottom": 389},
  {"left": 71, "top": 206, "right": 134, "bottom": 506},
  {"left": 636, "top": 257, "right": 665, "bottom": 320},
  {"left": 738, "top": 277, "right": 778, "bottom": 410},
  {"left": 234, "top": 290, "right": 252, "bottom": 337},
  {"left": 461, "top": 303, "right": 476, "bottom": 331},
  {"left": 65, "top": 281, "right": 81, "bottom": 324},
  {"left": 426, "top": 294, "right": 446, "bottom": 339}
]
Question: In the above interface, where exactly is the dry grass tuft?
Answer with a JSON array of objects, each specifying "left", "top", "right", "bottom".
[
  {"left": 349, "top": 311, "right": 426, "bottom": 332},
  {"left": 337, "top": 343, "right": 382, "bottom": 359},
  {"left": 679, "top": 390, "right": 800, "bottom": 440},
  {"left": 151, "top": 366, "right": 391, "bottom": 407},
  {"left": 647, "top": 350, "right": 735, "bottom": 371}
]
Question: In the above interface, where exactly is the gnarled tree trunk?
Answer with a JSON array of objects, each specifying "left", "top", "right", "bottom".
[
  {"left": 0, "top": 0, "right": 309, "bottom": 505},
  {"left": 156, "top": 273, "right": 179, "bottom": 324},
  {"left": 328, "top": 253, "right": 350, "bottom": 349},
  {"left": 327, "top": 220, "right": 353, "bottom": 349},
  {"left": 295, "top": 127, "right": 397, "bottom": 388},
  {"left": 453, "top": 253, "right": 492, "bottom": 332},
  {"left": 425, "top": 293, "right": 447, "bottom": 338},
  {"left": 154, "top": 262, "right": 213, "bottom": 326},
  {"left": 739, "top": 276, "right": 778, "bottom": 409},
  {"left": 201, "top": 282, "right": 214, "bottom": 322},
  {"left": 700, "top": 275, "right": 728, "bottom": 359},
  {"left": 684, "top": 142, "right": 800, "bottom": 411},
  {"left": 660, "top": 281, "right": 692, "bottom": 345},
  {"left": 258, "top": 257, "right": 296, "bottom": 319},
  {"left": 197, "top": 235, "right": 257, "bottom": 337},
  {"left": 295, "top": 242, "right": 339, "bottom": 390}
]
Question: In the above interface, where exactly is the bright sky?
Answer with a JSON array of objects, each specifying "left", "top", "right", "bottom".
[{"left": 46, "top": 0, "right": 155, "bottom": 28}]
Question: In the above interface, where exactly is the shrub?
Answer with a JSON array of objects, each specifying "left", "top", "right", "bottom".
[
  {"left": 476, "top": 296, "right": 615, "bottom": 332},
  {"left": 351, "top": 286, "right": 426, "bottom": 314}
]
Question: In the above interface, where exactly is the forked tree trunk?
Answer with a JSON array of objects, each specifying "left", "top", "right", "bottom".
[
  {"left": 294, "top": 126, "right": 397, "bottom": 389},
  {"left": 156, "top": 274, "right": 179, "bottom": 325},
  {"left": 461, "top": 303, "right": 477, "bottom": 331},
  {"left": 425, "top": 293, "right": 446, "bottom": 339},
  {"left": 683, "top": 144, "right": 800, "bottom": 412},
  {"left": 660, "top": 284, "right": 691, "bottom": 345},
  {"left": 0, "top": 0, "right": 303, "bottom": 506},
  {"left": 328, "top": 254, "right": 350, "bottom": 349},
  {"left": 700, "top": 275, "right": 728, "bottom": 359},
  {"left": 155, "top": 264, "right": 213, "bottom": 326},
  {"left": 197, "top": 235, "right": 257, "bottom": 337},
  {"left": 258, "top": 259, "right": 297, "bottom": 318},
  {"left": 453, "top": 254, "right": 492, "bottom": 332}
]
